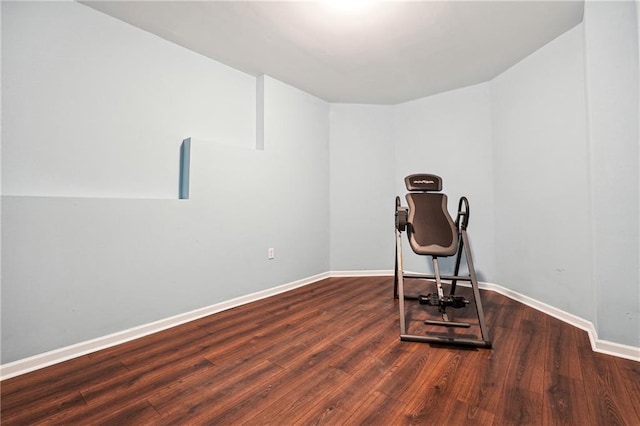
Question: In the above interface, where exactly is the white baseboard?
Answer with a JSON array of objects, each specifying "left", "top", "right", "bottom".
[
  {"left": 2, "top": 269, "right": 637, "bottom": 380},
  {"left": 0, "top": 272, "right": 330, "bottom": 381}
]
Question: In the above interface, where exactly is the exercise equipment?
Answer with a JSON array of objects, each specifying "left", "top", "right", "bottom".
[{"left": 394, "top": 174, "right": 491, "bottom": 348}]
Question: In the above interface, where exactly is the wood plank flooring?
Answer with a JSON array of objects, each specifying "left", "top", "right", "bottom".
[{"left": 1, "top": 276, "right": 639, "bottom": 425}]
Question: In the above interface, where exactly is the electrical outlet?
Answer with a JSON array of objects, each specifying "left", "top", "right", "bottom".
[{"left": 268, "top": 248, "right": 275, "bottom": 260}]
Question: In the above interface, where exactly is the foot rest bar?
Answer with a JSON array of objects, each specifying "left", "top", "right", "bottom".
[
  {"left": 403, "top": 273, "right": 473, "bottom": 281},
  {"left": 424, "top": 319, "right": 470, "bottom": 328},
  {"left": 401, "top": 334, "right": 492, "bottom": 349}
]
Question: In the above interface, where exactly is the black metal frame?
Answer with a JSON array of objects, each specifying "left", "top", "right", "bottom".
[{"left": 394, "top": 195, "right": 492, "bottom": 348}]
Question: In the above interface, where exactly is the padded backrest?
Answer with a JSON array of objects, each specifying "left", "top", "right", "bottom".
[{"left": 404, "top": 174, "right": 458, "bottom": 257}]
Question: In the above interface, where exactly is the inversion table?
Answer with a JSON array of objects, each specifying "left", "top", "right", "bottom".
[{"left": 394, "top": 174, "right": 492, "bottom": 348}]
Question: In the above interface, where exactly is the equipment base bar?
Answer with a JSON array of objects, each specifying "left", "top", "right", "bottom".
[{"left": 400, "top": 334, "right": 492, "bottom": 349}]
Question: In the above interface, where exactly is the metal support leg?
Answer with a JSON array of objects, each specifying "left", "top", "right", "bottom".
[
  {"left": 394, "top": 235, "right": 399, "bottom": 299},
  {"left": 396, "top": 228, "right": 407, "bottom": 335},
  {"left": 450, "top": 235, "right": 464, "bottom": 295},
  {"left": 462, "top": 229, "right": 490, "bottom": 343}
]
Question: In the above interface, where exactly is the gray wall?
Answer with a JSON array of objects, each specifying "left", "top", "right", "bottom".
[
  {"left": 583, "top": 1, "right": 639, "bottom": 346},
  {"left": 329, "top": 104, "right": 395, "bottom": 271},
  {"left": 1, "top": 3, "right": 329, "bottom": 363},
  {"left": 2, "top": 2, "right": 256, "bottom": 199},
  {"left": 491, "top": 24, "right": 593, "bottom": 321}
]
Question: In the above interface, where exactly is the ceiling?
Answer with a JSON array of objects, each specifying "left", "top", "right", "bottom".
[{"left": 82, "top": 1, "right": 585, "bottom": 105}]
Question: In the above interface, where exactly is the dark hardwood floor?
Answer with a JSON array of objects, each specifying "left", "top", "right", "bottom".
[{"left": 1, "top": 276, "right": 639, "bottom": 425}]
